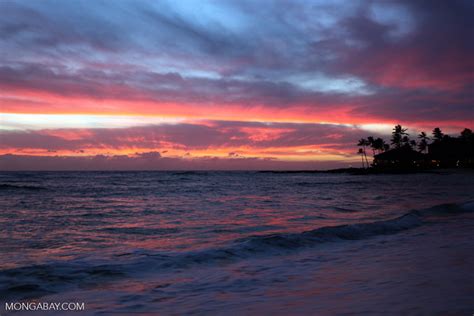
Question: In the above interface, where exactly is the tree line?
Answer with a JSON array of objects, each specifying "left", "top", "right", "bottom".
[{"left": 357, "top": 125, "right": 473, "bottom": 168}]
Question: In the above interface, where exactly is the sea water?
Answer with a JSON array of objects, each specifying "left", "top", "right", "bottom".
[{"left": 1, "top": 171, "right": 473, "bottom": 314}]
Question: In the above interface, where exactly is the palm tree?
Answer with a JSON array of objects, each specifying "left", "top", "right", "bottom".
[
  {"left": 371, "top": 137, "right": 386, "bottom": 154},
  {"left": 367, "top": 136, "right": 376, "bottom": 156},
  {"left": 409, "top": 140, "right": 417, "bottom": 150},
  {"left": 417, "top": 132, "right": 430, "bottom": 153},
  {"left": 402, "top": 135, "right": 411, "bottom": 147},
  {"left": 357, "top": 148, "right": 366, "bottom": 168},
  {"left": 432, "top": 127, "right": 444, "bottom": 141},
  {"left": 391, "top": 125, "right": 409, "bottom": 148},
  {"left": 357, "top": 138, "right": 370, "bottom": 168}
]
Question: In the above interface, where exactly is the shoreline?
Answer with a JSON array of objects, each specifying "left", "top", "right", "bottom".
[{"left": 260, "top": 167, "right": 474, "bottom": 175}]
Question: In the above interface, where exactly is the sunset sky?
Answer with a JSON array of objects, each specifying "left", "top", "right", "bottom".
[{"left": 1, "top": 0, "right": 473, "bottom": 170}]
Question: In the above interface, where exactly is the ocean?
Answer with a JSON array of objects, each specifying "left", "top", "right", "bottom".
[{"left": 1, "top": 171, "right": 473, "bottom": 315}]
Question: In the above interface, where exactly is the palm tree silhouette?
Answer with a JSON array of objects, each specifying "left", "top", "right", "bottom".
[
  {"left": 402, "top": 135, "right": 411, "bottom": 147},
  {"left": 367, "top": 136, "right": 376, "bottom": 156},
  {"left": 391, "top": 125, "right": 409, "bottom": 148},
  {"left": 370, "top": 137, "right": 386, "bottom": 154},
  {"left": 357, "top": 148, "right": 366, "bottom": 168},
  {"left": 357, "top": 138, "right": 370, "bottom": 168},
  {"left": 417, "top": 132, "right": 430, "bottom": 153},
  {"left": 432, "top": 127, "right": 444, "bottom": 142}
]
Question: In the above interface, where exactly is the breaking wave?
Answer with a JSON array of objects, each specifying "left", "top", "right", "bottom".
[{"left": 1, "top": 201, "right": 472, "bottom": 300}]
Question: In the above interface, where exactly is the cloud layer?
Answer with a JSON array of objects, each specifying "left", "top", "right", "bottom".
[{"left": 1, "top": 0, "right": 473, "bottom": 169}]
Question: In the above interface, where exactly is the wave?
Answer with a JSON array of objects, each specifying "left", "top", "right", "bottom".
[
  {"left": 233, "top": 202, "right": 474, "bottom": 255},
  {"left": 113, "top": 201, "right": 474, "bottom": 267},
  {"left": 0, "top": 183, "right": 47, "bottom": 191},
  {"left": 99, "top": 227, "right": 179, "bottom": 235},
  {"left": 296, "top": 180, "right": 364, "bottom": 187},
  {"left": 172, "top": 211, "right": 423, "bottom": 266},
  {"left": 0, "top": 262, "right": 126, "bottom": 300},
  {"left": 172, "top": 171, "right": 211, "bottom": 176},
  {"left": 1, "top": 201, "right": 472, "bottom": 299},
  {"left": 332, "top": 206, "right": 358, "bottom": 213}
]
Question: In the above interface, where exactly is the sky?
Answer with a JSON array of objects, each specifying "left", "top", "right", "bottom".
[{"left": 0, "top": 0, "right": 473, "bottom": 170}]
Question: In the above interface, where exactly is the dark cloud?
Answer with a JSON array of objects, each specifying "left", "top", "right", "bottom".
[
  {"left": 0, "top": 121, "right": 375, "bottom": 152},
  {"left": 1, "top": 1, "right": 472, "bottom": 119},
  {"left": 327, "top": 0, "right": 474, "bottom": 91},
  {"left": 0, "top": 62, "right": 341, "bottom": 107}
]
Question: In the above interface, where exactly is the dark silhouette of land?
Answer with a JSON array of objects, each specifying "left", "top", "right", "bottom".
[
  {"left": 360, "top": 125, "right": 473, "bottom": 171},
  {"left": 261, "top": 125, "right": 473, "bottom": 175}
]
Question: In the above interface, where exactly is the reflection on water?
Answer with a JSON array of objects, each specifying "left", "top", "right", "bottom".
[
  {"left": 1, "top": 171, "right": 473, "bottom": 267},
  {"left": 0, "top": 171, "right": 473, "bottom": 313}
]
